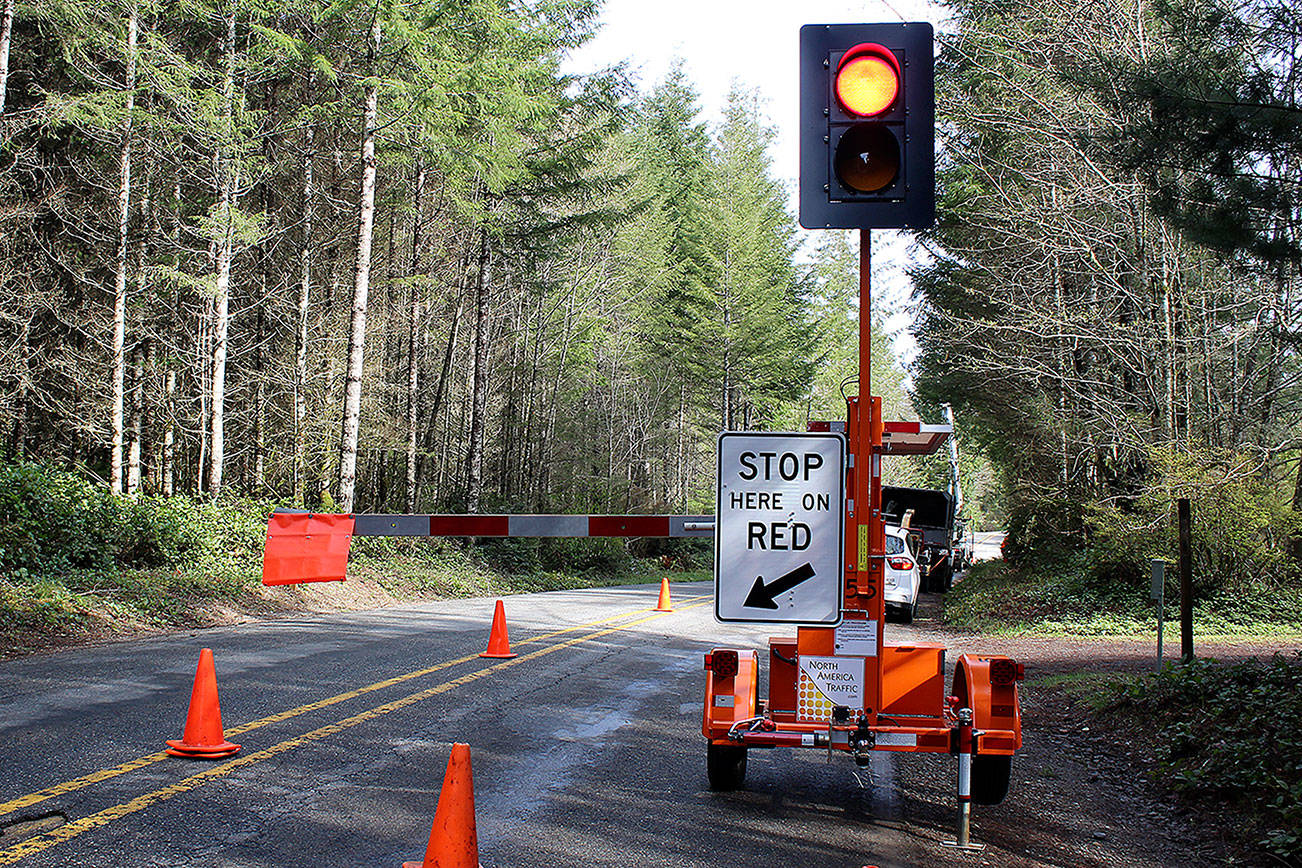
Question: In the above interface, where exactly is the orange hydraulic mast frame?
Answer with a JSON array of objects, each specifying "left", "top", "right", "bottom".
[
  {"left": 800, "top": 230, "right": 885, "bottom": 722},
  {"left": 854, "top": 229, "right": 886, "bottom": 721}
]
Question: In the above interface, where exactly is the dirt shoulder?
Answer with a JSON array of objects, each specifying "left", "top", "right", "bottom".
[
  {"left": 891, "top": 593, "right": 1299, "bottom": 868},
  {"left": 1, "top": 573, "right": 433, "bottom": 659}
]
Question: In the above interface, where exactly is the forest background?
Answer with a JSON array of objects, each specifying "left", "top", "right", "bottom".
[{"left": 0, "top": 0, "right": 1299, "bottom": 645}]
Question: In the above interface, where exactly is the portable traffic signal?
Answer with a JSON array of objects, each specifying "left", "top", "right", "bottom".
[{"left": 799, "top": 23, "right": 934, "bottom": 230}]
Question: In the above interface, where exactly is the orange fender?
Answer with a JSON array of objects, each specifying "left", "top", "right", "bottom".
[
  {"left": 952, "top": 653, "right": 1022, "bottom": 754},
  {"left": 702, "top": 649, "right": 759, "bottom": 742}
]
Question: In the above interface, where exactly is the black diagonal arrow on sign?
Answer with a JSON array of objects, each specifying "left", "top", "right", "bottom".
[{"left": 743, "top": 562, "right": 817, "bottom": 609}]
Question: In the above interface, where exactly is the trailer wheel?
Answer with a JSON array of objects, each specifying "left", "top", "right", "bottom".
[
  {"left": 971, "top": 754, "right": 1012, "bottom": 805},
  {"left": 707, "top": 743, "right": 748, "bottom": 791}
]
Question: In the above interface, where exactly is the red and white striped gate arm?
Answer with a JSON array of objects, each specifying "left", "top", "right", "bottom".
[
  {"left": 357, "top": 513, "right": 714, "bottom": 538},
  {"left": 262, "top": 510, "right": 715, "bottom": 586}
]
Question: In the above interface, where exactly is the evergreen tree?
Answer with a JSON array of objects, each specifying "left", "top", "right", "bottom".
[{"left": 707, "top": 84, "right": 814, "bottom": 432}]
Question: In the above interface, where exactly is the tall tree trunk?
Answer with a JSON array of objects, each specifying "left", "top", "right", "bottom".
[
  {"left": 197, "top": 307, "right": 209, "bottom": 492},
  {"left": 127, "top": 344, "right": 143, "bottom": 494},
  {"left": 404, "top": 161, "right": 424, "bottom": 512},
  {"left": 207, "top": 3, "right": 237, "bottom": 497},
  {"left": 253, "top": 282, "right": 267, "bottom": 494},
  {"left": 0, "top": 0, "right": 14, "bottom": 116},
  {"left": 466, "top": 229, "right": 490, "bottom": 513},
  {"left": 110, "top": 2, "right": 138, "bottom": 494},
  {"left": 675, "top": 385, "right": 686, "bottom": 509},
  {"left": 422, "top": 247, "right": 470, "bottom": 459},
  {"left": 1292, "top": 454, "right": 1302, "bottom": 562},
  {"left": 538, "top": 287, "right": 576, "bottom": 509},
  {"left": 423, "top": 289, "right": 462, "bottom": 458},
  {"left": 293, "top": 69, "right": 316, "bottom": 505},
  {"left": 337, "top": 11, "right": 382, "bottom": 512},
  {"left": 127, "top": 178, "right": 151, "bottom": 495},
  {"left": 145, "top": 338, "right": 159, "bottom": 492},
  {"left": 162, "top": 368, "right": 176, "bottom": 496}
]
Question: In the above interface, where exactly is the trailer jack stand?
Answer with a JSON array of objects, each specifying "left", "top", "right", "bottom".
[{"left": 942, "top": 708, "right": 986, "bottom": 852}]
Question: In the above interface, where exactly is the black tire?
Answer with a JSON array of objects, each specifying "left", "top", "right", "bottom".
[
  {"left": 934, "top": 561, "right": 954, "bottom": 593},
  {"left": 971, "top": 754, "right": 1012, "bottom": 805},
  {"left": 899, "top": 598, "right": 915, "bottom": 624},
  {"left": 707, "top": 743, "right": 748, "bottom": 791}
]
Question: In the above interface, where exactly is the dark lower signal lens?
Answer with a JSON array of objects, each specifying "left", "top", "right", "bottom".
[{"left": 834, "top": 123, "right": 900, "bottom": 193}]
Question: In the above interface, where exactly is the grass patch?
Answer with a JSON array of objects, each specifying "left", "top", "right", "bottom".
[
  {"left": 1023, "top": 670, "right": 1125, "bottom": 705},
  {"left": 944, "top": 559, "right": 1302, "bottom": 638}
]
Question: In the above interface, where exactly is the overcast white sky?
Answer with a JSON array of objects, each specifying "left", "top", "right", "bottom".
[
  {"left": 564, "top": 0, "right": 943, "bottom": 195},
  {"left": 561, "top": 0, "right": 946, "bottom": 370}
]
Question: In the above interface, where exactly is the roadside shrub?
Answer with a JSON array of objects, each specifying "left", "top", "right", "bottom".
[
  {"left": 0, "top": 461, "right": 268, "bottom": 582},
  {"left": 538, "top": 538, "right": 634, "bottom": 574},
  {"left": 1104, "top": 655, "right": 1302, "bottom": 862},
  {"left": 476, "top": 537, "right": 542, "bottom": 573},
  {"left": 943, "top": 557, "right": 1301, "bottom": 635},
  {"left": 942, "top": 558, "right": 1153, "bottom": 633},
  {"left": 1001, "top": 494, "right": 1084, "bottom": 568},
  {"left": 1085, "top": 447, "right": 1302, "bottom": 599},
  {"left": 629, "top": 536, "right": 712, "bottom": 570},
  {"left": 0, "top": 462, "right": 118, "bottom": 572}
]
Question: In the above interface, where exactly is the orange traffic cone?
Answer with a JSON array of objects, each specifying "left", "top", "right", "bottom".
[
  {"left": 655, "top": 577, "right": 673, "bottom": 612},
  {"left": 479, "top": 600, "right": 516, "bottom": 659},
  {"left": 165, "top": 648, "right": 241, "bottom": 759},
  {"left": 403, "top": 743, "right": 480, "bottom": 868}
]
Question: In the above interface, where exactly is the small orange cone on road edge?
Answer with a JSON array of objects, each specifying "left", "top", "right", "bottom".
[
  {"left": 165, "top": 648, "right": 241, "bottom": 759},
  {"left": 654, "top": 577, "right": 673, "bottom": 612},
  {"left": 403, "top": 743, "right": 480, "bottom": 868},
  {"left": 479, "top": 600, "right": 517, "bottom": 659}
]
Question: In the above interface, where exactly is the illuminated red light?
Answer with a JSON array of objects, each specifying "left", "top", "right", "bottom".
[{"left": 835, "top": 44, "right": 900, "bottom": 117}]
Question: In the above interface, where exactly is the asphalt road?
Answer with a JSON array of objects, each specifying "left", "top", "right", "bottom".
[
  {"left": 0, "top": 582, "right": 977, "bottom": 867},
  {"left": 969, "top": 531, "right": 1005, "bottom": 563}
]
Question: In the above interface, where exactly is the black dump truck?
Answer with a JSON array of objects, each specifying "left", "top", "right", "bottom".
[{"left": 881, "top": 485, "right": 968, "bottom": 592}]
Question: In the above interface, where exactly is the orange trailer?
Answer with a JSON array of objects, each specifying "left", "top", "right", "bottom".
[
  {"left": 701, "top": 412, "right": 1024, "bottom": 802},
  {"left": 702, "top": 231, "right": 1023, "bottom": 849}
]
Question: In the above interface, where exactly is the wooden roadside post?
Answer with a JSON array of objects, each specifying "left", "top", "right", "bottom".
[
  {"left": 1150, "top": 559, "right": 1165, "bottom": 671},
  {"left": 1178, "top": 498, "right": 1193, "bottom": 663}
]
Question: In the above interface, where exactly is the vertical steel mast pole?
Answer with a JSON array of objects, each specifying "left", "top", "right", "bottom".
[{"left": 858, "top": 229, "right": 871, "bottom": 464}]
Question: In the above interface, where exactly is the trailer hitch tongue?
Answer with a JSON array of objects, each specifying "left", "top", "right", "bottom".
[{"left": 851, "top": 717, "right": 876, "bottom": 765}]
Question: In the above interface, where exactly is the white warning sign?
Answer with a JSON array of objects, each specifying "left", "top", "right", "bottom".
[{"left": 796, "top": 655, "right": 865, "bottom": 722}]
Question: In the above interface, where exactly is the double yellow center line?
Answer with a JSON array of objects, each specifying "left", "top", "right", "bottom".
[{"left": 0, "top": 594, "right": 710, "bottom": 863}]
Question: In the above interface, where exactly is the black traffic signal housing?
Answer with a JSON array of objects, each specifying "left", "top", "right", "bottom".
[{"left": 799, "top": 22, "right": 934, "bottom": 230}]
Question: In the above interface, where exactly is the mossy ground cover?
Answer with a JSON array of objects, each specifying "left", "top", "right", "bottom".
[{"left": 1093, "top": 655, "right": 1302, "bottom": 864}]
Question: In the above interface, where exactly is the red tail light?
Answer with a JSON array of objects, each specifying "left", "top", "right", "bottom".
[
  {"left": 989, "top": 658, "right": 1024, "bottom": 685},
  {"left": 705, "top": 650, "right": 739, "bottom": 679},
  {"left": 887, "top": 557, "right": 914, "bottom": 571}
]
